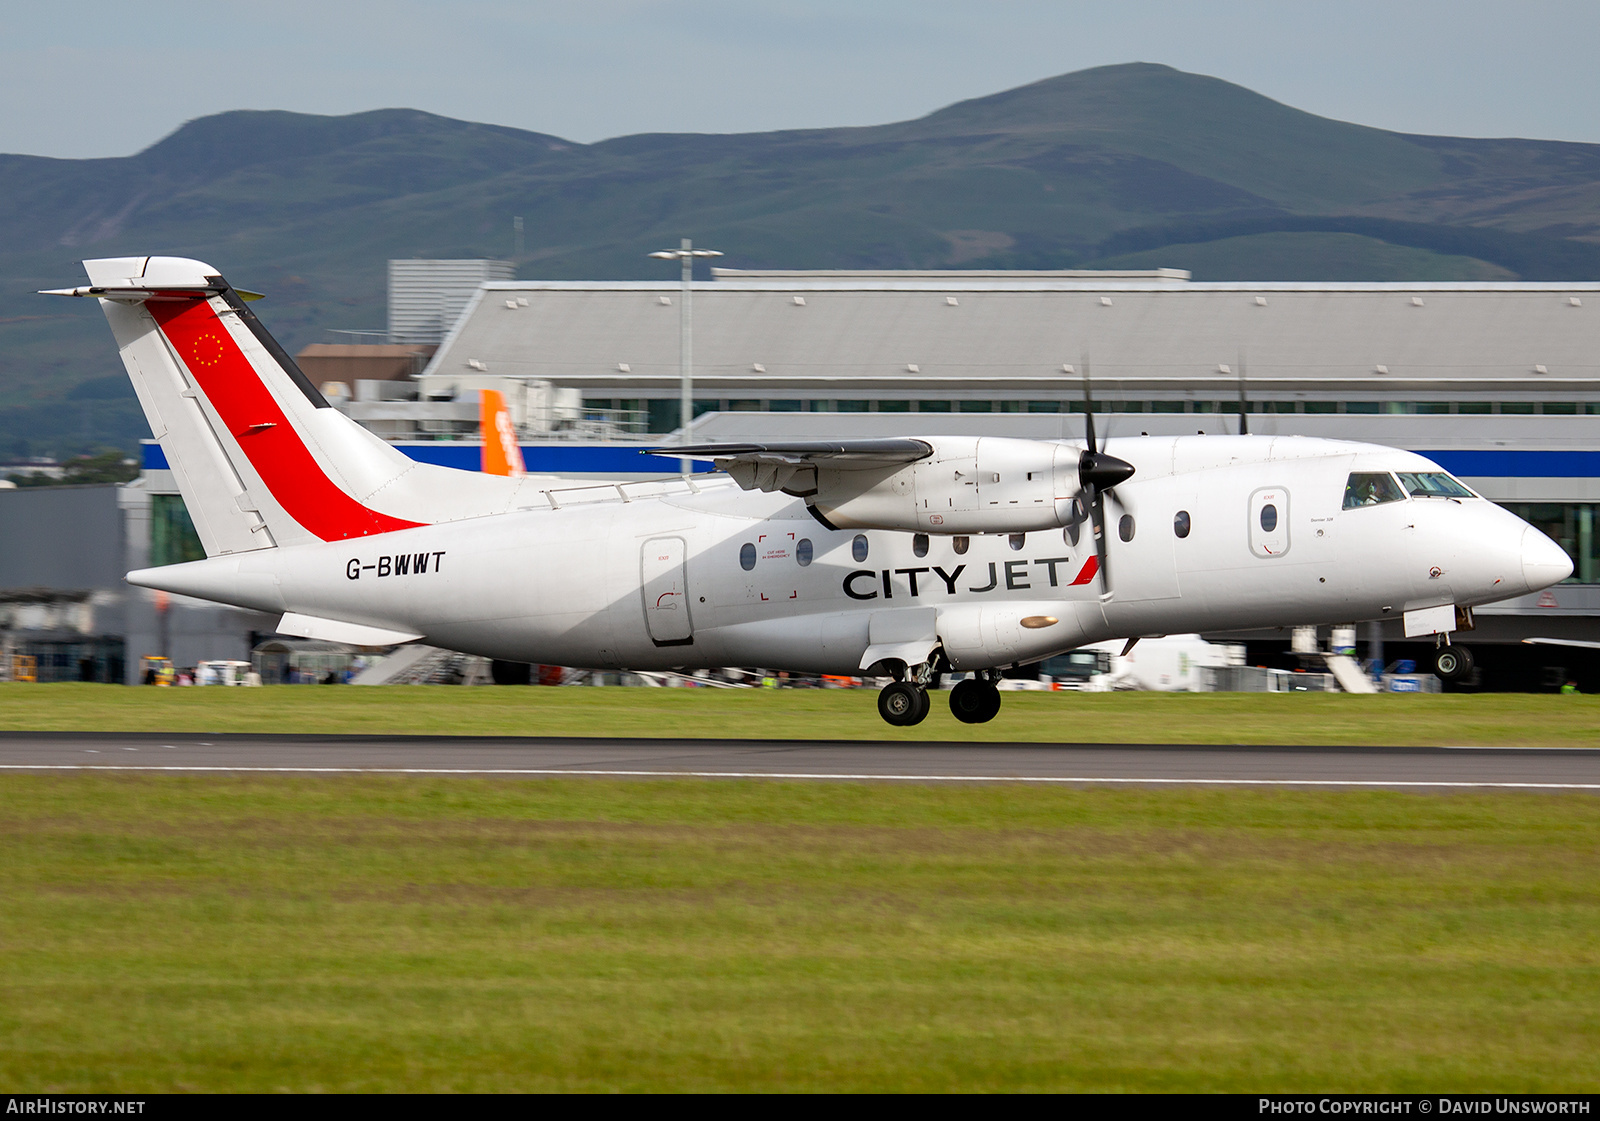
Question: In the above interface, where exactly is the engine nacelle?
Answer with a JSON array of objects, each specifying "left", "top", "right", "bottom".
[{"left": 810, "top": 437, "right": 1080, "bottom": 534}]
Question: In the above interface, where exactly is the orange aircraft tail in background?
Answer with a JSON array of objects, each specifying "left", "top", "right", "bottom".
[{"left": 479, "top": 389, "right": 526, "bottom": 477}]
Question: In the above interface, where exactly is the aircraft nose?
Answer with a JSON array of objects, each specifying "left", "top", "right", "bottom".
[{"left": 1521, "top": 524, "right": 1573, "bottom": 591}]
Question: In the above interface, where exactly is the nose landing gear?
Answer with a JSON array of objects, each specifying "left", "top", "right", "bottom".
[{"left": 1431, "top": 642, "right": 1474, "bottom": 682}]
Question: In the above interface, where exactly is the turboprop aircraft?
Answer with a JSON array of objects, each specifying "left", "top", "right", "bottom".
[{"left": 46, "top": 256, "right": 1573, "bottom": 725}]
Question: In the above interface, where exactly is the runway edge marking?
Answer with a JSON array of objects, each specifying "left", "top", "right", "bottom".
[{"left": 0, "top": 764, "right": 1597, "bottom": 789}]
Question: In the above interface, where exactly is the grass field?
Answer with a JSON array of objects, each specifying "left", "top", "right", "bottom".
[
  {"left": 1, "top": 774, "right": 1597, "bottom": 1092},
  {"left": 4, "top": 682, "right": 1600, "bottom": 746}
]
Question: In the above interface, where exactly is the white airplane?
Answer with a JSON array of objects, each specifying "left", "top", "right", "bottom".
[{"left": 46, "top": 256, "right": 1573, "bottom": 725}]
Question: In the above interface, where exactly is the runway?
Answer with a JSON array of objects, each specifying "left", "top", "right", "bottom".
[{"left": 1, "top": 732, "right": 1597, "bottom": 789}]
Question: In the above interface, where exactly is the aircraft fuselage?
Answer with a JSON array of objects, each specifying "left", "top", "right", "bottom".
[{"left": 137, "top": 434, "right": 1561, "bottom": 675}]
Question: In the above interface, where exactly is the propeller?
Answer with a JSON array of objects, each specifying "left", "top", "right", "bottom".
[
  {"left": 1076, "top": 368, "right": 1135, "bottom": 596},
  {"left": 1236, "top": 351, "right": 1250, "bottom": 436}
]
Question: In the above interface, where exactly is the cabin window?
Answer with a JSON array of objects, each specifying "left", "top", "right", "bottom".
[
  {"left": 1008, "top": 533, "right": 1026, "bottom": 551},
  {"left": 1174, "top": 510, "right": 1191, "bottom": 538},
  {"left": 1395, "top": 472, "right": 1475, "bottom": 499},
  {"left": 1342, "top": 472, "right": 1406, "bottom": 509},
  {"left": 1118, "top": 514, "right": 1135, "bottom": 542},
  {"left": 913, "top": 533, "right": 929, "bottom": 558},
  {"left": 1260, "top": 504, "right": 1278, "bottom": 533},
  {"left": 796, "top": 538, "right": 813, "bottom": 567},
  {"left": 952, "top": 536, "right": 970, "bottom": 555},
  {"left": 852, "top": 534, "right": 869, "bottom": 562},
  {"left": 739, "top": 543, "right": 756, "bottom": 571}
]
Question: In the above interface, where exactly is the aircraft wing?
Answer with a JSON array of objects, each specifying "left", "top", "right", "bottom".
[
  {"left": 670, "top": 439, "right": 933, "bottom": 465},
  {"left": 660, "top": 439, "right": 933, "bottom": 495}
]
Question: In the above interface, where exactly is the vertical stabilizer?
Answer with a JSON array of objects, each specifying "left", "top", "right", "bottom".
[
  {"left": 89, "top": 261, "right": 279, "bottom": 555},
  {"left": 479, "top": 389, "right": 526, "bottom": 477}
]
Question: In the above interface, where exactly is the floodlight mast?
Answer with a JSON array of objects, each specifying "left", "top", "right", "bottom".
[{"left": 649, "top": 239, "right": 722, "bottom": 471}]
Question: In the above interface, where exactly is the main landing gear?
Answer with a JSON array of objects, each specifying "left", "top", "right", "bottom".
[
  {"left": 877, "top": 680, "right": 931, "bottom": 726},
  {"left": 949, "top": 674, "right": 1003, "bottom": 724},
  {"left": 875, "top": 666, "right": 1004, "bottom": 726}
]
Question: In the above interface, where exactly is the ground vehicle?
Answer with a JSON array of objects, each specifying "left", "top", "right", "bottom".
[{"left": 139, "top": 655, "right": 174, "bottom": 686}]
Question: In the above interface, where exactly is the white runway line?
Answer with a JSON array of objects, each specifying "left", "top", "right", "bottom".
[{"left": 0, "top": 763, "right": 1596, "bottom": 789}]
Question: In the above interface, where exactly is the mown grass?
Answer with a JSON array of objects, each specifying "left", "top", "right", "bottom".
[
  {"left": 4, "top": 682, "right": 1600, "bottom": 746},
  {"left": 0, "top": 775, "right": 1596, "bottom": 1092}
]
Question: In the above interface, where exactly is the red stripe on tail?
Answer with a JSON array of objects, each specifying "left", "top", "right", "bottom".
[
  {"left": 150, "top": 298, "right": 422, "bottom": 541},
  {"left": 1069, "top": 555, "right": 1099, "bottom": 586}
]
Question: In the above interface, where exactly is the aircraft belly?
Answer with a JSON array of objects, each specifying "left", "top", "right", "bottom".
[{"left": 710, "top": 612, "right": 866, "bottom": 676}]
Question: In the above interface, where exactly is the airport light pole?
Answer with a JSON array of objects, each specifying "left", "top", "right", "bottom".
[{"left": 649, "top": 239, "right": 722, "bottom": 470}]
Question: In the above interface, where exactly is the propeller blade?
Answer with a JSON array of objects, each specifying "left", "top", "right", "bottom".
[
  {"left": 1085, "top": 483, "right": 1111, "bottom": 595},
  {"left": 1237, "top": 357, "right": 1250, "bottom": 436},
  {"left": 1081, "top": 365, "right": 1098, "bottom": 453}
]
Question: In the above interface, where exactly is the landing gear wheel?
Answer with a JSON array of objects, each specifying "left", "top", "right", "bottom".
[
  {"left": 949, "top": 678, "right": 1002, "bottom": 724},
  {"left": 1432, "top": 645, "right": 1474, "bottom": 681},
  {"left": 878, "top": 681, "right": 930, "bottom": 726}
]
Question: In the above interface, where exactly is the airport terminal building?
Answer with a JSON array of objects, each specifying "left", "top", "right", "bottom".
[{"left": 413, "top": 268, "right": 1600, "bottom": 676}]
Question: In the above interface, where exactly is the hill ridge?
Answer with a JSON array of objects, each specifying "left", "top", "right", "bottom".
[{"left": 3, "top": 61, "right": 1599, "bottom": 459}]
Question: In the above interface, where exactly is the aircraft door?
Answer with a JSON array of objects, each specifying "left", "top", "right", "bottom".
[
  {"left": 641, "top": 536, "right": 694, "bottom": 646},
  {"left": 1249, "top": 487, "right": 1290, "bottom": 558}
]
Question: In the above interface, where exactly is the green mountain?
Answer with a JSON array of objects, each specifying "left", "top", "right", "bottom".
[{"left": 4, "top": 62, "right": 1600, "bottom": 458}]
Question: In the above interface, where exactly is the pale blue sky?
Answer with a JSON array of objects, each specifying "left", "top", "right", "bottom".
[{"left": 4, "top": 0, "right": 1598, "bottom": 158}]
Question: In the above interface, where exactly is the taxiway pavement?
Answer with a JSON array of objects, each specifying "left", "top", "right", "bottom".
[{"left": 0, "top": 733, "right": 1596, "bottom": 789}]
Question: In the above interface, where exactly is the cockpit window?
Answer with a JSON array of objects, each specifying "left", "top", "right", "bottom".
[
  {"left": 1342, "top": 472, "right": 1407, "bottom": 509},
  {"left": 1395, "top": 472, "right": 1475, "bottom": 499}
]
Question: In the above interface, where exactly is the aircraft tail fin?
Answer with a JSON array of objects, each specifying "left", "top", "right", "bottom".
[
  {"left": 48, "top": 256, "right": 533, "bottom": 556},
  {"left": 479, "top": 389, "right": 525, "bottom": 477}
]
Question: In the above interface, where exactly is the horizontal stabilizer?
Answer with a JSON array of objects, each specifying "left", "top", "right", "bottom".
[{"left": 277, "top": 612, "right": 424, "bottom": 646}]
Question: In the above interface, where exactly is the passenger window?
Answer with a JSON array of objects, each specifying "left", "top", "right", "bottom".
[
  {"left": 913, "top": 533, "right": 929, "bottom": 558},
  {"left": 1260, "top": 504, "right": 1278, "bottom": 532},
  {"left": 796, "top": 538, "right": 813, "bottom": 567},
  {"left": 952, "top": 536, "right": 969, "bottom": 555},
  {"left": 739, "top": 542, "right": 756, "bottom": 571},
  {"left": 1342, "top": 472, "right": 1406, "bottom": 509},
  {"left": 1008, "top": 533, "right": 1026, "bottom": 551},
  {"left": 1118, "top": 514, "right": 1135, "bottom": 542},
  {"left": 852, "top": 534, "right": 869, "bottom": 563},
  {"left": 1174, "top": 510, "right": 1191, "bottom": 539},
  {"left": 1395, "top": 472, "right": 1475, "bottom": 499}
]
